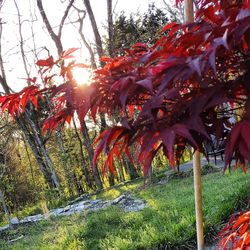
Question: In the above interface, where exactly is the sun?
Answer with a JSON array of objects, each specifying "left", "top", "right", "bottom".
[{"left": 72, "top": 67, "right": 93, "bottom": 86}]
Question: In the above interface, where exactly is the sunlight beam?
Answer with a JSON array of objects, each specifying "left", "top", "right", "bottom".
[{"left": 72, "top": 67, "right": 92, "bottom": 86}]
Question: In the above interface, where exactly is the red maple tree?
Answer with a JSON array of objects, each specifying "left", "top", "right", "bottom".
[{"left": 1, "top": 0, "right": 250, "bottom": 248}]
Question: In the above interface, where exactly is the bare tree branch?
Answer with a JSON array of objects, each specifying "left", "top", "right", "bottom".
[
  {"left": 58, "top": 0, "right": 75, "bottom": 40},
  {"left": 0, "top": 21, "right": 8, "bottom": 91},
  {"left": 163, "top": 0, "right": 184, "bottom": 23},
  {"left": 107, "top": 0, "right": 114, "bottom": 57},
  {"left": 0, "top": 0, "right": 6, "bottom": 11},
  {"left": 83, "top": 0, "right": 104, "bottom": 61},
  {"left": 14, "top": 0, "right": 31, "bottom": 82},
  {"left": 37, "top": 0, "right": 75, "bottom": 56},
  {"left": 71, "top": 6, "right": 97, "bottom": 68},
  {"left": 36, "top": 0, "right": 63, "bottom": 55}
]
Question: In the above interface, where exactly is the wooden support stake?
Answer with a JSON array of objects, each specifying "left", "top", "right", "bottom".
[
  {"left": 193, "top": 150, "right": 204, "bottom": 250},
  {"left": 185, "top": 0, "right": 194, "bottom": 22},
  {"left": 184, "top": 1, "right": 204, "bottom": 249}
]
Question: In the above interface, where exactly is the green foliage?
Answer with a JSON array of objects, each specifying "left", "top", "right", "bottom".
[
  {"left": 0, "top": 170, "right": 249, "bottom": 249},
  {"left": 111, "top": 4, "right": 169, "bottom": 55},
  {"left": 17, "top": 205, "right": 43, "bottom": 219}
]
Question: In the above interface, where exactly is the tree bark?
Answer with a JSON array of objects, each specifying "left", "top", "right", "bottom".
[
  {"left": 24, "top": 111, "right": 60, "bottom": 189},
  {"left": 83, "top": 0, "right": 104, "bottom": 60},
  {"left": 83, "top": 0, "right": 108, "bottom": 132},
  {"left": 73, "top": 119, "right": 93, "bottom": 189},
  {"left": 0, "top": 22, "right": 11, "bottom": 94},
  {"left": 108, "top": 169, "right": 115, "bottom": 186},
  {"left": 0, "top": 189, "right": 13, "bottom": 229},
  {"left": 76, "top": 10, "right": 97, "bottom": 69},
  {"left": 81, "top": 121, "right": 103, "bottom": 189},
  {"left": 107, "top": 0, "right": 115, "bottom": 57},
  {"left": 17, "top": 116, "right": 60, "bottom": 189},
  {"left": 36, "top": 0, "right": 63, "bottom": 55},
  {"left": 22, "top": 133, "right": 36, "bottom": 189},
  {"left": 14, "top": 0, "right": 31, "bottom": 80},
  {"left": 124, "top": 156, "right": 139, "bottom": 180},
  {"left": 37, "top": 0, "right": 74, "bottom": 55}
]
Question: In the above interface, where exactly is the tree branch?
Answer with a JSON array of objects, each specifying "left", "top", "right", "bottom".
[
  {"left": 58, "top": 0, "right": 75, "bottom": 39},
  {"left": 83, "top": 0, "right": 104, "bottom": 61},
  {"left": 36, "top": 0, "right": 63, "bottom": 55},
  {"left": 14, "top": 0, "right": 31, "bottom": 81},
  {"left": 107, "top": 0, "right": 115, "bottom": 57},
  {"left": 71, "top": 7, "right": 97, "bottom": 68}
]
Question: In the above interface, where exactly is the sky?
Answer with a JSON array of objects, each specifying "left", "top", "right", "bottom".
[{"left": 0, "top": 0, "right": 167, "bottom": 91}]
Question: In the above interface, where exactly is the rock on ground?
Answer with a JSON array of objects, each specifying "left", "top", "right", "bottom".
[{"left": 0, "top": 193, "right": 147, "bottom": 232}]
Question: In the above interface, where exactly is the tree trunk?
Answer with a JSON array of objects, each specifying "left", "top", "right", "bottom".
[
  {"left": 1, "top": 6, "right": 61, "bottom": 190},
  {"left": 124, "top": 156, "right": 139, "bottom": 180},
  {"left": 117, "top": 161, "right": 125, "bottom": 182},
  {"left": 55, "top": 127, "right": 76, "bottom": 196},
  {"left": 83, "top": 0, "right": 108, "bottom": 134},
  {"left": 108, "top": 169, "right": 115, "bottom": 186},
  {"left": 107, "top": 0, "right": 115, "bottom": 57},
  {"left": 22, "top": 133, "right": 36, "bottom": 189},
  {"left": 0, "top": 189, "right": 13, "bottom": 229},
  {"left": 73, "top": 119, "right": 93, "bottom": 189},
  {"left": 36, "top": 0, "right": 63, "bottom": 55},
  {"left": 17, "top": 117, "right": 60, "bottom": 189},
  {"left": 84, "top": 0, "right": 104, "bottom": 60},
  {"left": 76, "top": 10, "right": 97, "bottom": 69},
  {"left": 81, "top": 121, "right": 103, "bottom": 189},
  {"left": 24, "top": 112, "right": 60, "bottom": 189},
  {"left": 73, "top": 172, "right": 85, "bottom": 195}
]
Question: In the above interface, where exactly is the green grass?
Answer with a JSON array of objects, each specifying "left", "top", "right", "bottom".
[{"left": 0, "top": 170, "right": 249, "bottom": 250}]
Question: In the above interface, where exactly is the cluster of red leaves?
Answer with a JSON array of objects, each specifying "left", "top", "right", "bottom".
[
  {"left": 1, "top": 1, "right": 250, "bottom": 178},
  {"left": 90, "top": 0, "right": 250, "bottom": 176},
  {"left": 0, "top": 85, "right": 41, "bottom": 118},
  {"left": 218, "top": 209, "right": 250, "bottom": 249},
  {"left": 0, "top": 48, "right": 92, "bottom": 130},
  {"left": 37, "top": 48, "right": 94, "bottom": 131}
]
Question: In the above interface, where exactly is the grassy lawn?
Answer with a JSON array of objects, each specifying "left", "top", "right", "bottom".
[{"left": 0, "top": 169, "right": 249, "bottom": 250}]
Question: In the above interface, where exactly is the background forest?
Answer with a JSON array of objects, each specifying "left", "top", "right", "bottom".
[{"left": 0, "top": 0, "right": 182, "bottom": 222}]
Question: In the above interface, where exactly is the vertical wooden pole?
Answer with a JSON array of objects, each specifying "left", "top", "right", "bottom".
[
  {"left": 184, "top": 1, "right": 204, "bottom": 249},
  {"left": 185, "top": 0, "right": 194, "bottom": 22},
  {"left": 193, "top": 150, "right": 204, "bottom": 250}
]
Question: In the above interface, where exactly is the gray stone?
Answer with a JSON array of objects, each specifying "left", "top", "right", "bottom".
[
  {"left": 0, "top": 184, "right": 147, "bottom": 233},
  {"left": 48, "top": 207, "right": 65, "bottom": 216},
  {"left": 58, "top": 210, "right": 77, "bottom": 216},
  {"left": 62, "top": 205, "right": 72, "bottom": 212},
  {"left": 10, "top": 217, "right": 19, "bottom": 225},
  {"left": 89, "top": 200, "right": 111, "bottom": 211},
  {"left": 20, "top": 214, "right": 44, "bottom": 223},
  {"left": 111, "top": 194, "right": 126, "bottom": 205}
]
